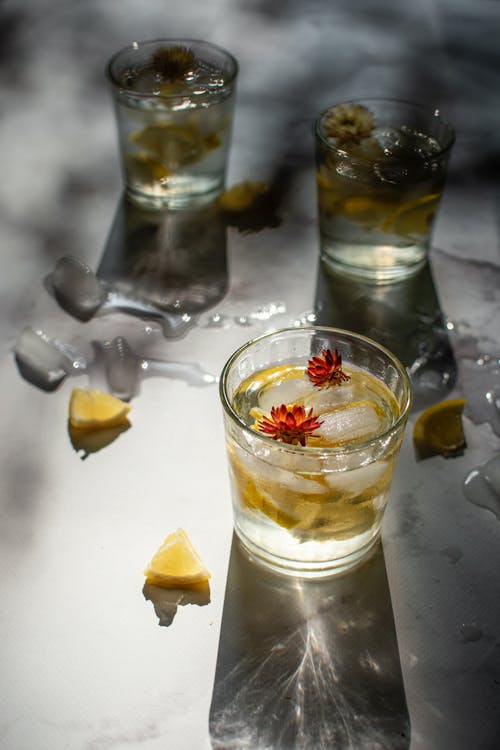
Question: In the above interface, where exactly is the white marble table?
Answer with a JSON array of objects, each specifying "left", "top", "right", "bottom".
[{"left": 1, "top": 1, "right": 500, "bottom": 748}]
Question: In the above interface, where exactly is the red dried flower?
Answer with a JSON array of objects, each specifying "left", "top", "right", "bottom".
[
  {"left": 306, "top": 348, "right": 350, "bottom": 388},
  {"left": 257, "top": 404, "right": 323, "bottom": 446}
]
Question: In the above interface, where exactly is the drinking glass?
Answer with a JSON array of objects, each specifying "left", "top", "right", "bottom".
[
  {"left": 315, "top": 99, "right": 454, "bottom": 282},
  {"left": 220, "top": 326, "right": 412, "bottom": 577},
  {"left": 107, "top": 39, "right": 238, "bottom": 209}
]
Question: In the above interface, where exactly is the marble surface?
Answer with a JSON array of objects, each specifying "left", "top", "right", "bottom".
[{"left": 1, "top": 1, "right": 500, "bottom": 748}]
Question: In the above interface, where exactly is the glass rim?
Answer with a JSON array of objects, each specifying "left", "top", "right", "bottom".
[
  {"left": 314, "top": 97, "right": 455, "bottom": 161},
  {"left": 106, "top": 37, "right": 239, "bottom": 97},
  {"left": 219, "top": 325, "right": 413, "bottom": 456}
]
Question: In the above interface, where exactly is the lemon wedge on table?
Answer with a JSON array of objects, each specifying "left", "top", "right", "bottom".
[
  {"left": 69, "top": 388, "right": 131, "bottom": 431},
  {"left": 144, "top": 528, "right": 211, "bottom": 588},
  {"left": 413, "top": 398, "right": 466, "bottom": 460}
]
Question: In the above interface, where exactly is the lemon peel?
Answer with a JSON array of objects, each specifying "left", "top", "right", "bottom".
[
  {"left": 144, "top": 528, "right": 211, "bottom": 588},
  {"left": 413, "top": 398, "right": 466, "bottom": 460}
]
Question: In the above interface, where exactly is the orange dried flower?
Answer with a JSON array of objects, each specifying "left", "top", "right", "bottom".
[
  {"left": 257, "top": 404, "right": 323, "bottom": 446},
  {"left": 306, "top": 348, "right": 350, "bottom": 388}
]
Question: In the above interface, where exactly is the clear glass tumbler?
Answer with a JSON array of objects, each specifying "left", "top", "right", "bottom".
[
  {"left": 315, "top": 99, "right": 455, "bottom": 283},
  {"left": 220, "top": 327, "right": 412, "bottom": 577},
  {"left": 107, "top": 39, "right": 238, "bottom": 209}
]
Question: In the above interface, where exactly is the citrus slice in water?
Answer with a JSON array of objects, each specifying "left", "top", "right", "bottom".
[
  {"left": 144, "top": 528, "right": 211, "bottom": 587},
  {"left": 216, "top": 181, "right": 268, "bottom": 213},
  {"left": 387, "top": 192, "right": 441, "bottom": 237},
  {"left": 125, "top": 152, "right": 170, "bottom": 182},
  {"left": 413, "top": 398, "right": 466, "bottom": 459},
  {"left": 69, "top": 388, "right": 131, "bottom": 431}
]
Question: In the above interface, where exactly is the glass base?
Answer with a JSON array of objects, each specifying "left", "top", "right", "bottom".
[
  {"left": 320, "top": 241, "right": 428, "bottom": 284},
  {"left": 234, "top": 524, "right": 381, "bottom": 579},
  {"left": 125, "top": 175, "right": 223, "bottom": 211}
]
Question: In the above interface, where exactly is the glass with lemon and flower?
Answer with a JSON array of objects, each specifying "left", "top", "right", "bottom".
[
  {"left": 107, "top": 39, "right": 238, "bottom": 209},
  {"left": 315, "top": 99, "right": 455, "bottom": 282},
  {"left": 220, "top": 327, "right": 412, "bottom": 577}
]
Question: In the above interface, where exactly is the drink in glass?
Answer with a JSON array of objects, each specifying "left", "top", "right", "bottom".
[
  {"left": 315, "top": 99, "right": 454, "bottom": 282},
  {"left": 220, "top": 327, "right": 412, "bottom": 577},
  {"left": 107, "top": 39, "right": 238, "bottom": 209}
]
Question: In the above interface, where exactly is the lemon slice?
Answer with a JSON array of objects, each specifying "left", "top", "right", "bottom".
[
  {"left": 413, "top": 398, "right": 466, "bottom": 459},
  {"left": 216, "top": 181, "right": 268, "bottom": 213},
  {"left": 387, "top": 192, "right": 441, "bottom": 237},
  {"left": 69, "top": 388, "right": 131, "bottom": 431},
  {"left": 125, "top": 152, "right": 170, "bottom": 182},
  {"left": 144, "top": 528, "right": 211, "bottom": 587}
]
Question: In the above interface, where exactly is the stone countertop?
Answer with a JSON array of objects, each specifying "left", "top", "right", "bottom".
[{"left": 1, "top": 1, "right": 499, "bottom": 749}]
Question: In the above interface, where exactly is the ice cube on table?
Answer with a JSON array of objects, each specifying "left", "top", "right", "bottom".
[
  {"left": 14, "top": 327, "right": 86, "bottom": 391},
  {"left": 50, "top": 255, "right": 107, "bottom": 321},
  {"left": 258, "top": 376, "right": 312, "bottom": 413},
  {"left": 316, "top": 402, "right": 383, "bottom": 444},
  {"left": 93, "top": 337, "right": 140, "bottom": 402}
]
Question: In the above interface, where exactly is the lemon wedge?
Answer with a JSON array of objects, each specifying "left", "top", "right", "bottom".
[
  {"left": 386, "top": 192, "right": 441, "bottom": 237},
  {"left": 69, "top": 388, "right": 131, "bottom": 431},
  {"left": 125, "top": 152, "right": 170, "bottom": 182},
  {"left": 144, "top": 528, "right": 211, "bottom": 588},
  {"left": 216, "top": 181, "right": 268, "bottom": 213},
  {"left": 413, "top": 398, "right": 466, "bottom": 459}
]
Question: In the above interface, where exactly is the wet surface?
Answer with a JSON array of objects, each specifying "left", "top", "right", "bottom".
[{"left": 1, "top": 1, "right": 500, "bottom": 749}]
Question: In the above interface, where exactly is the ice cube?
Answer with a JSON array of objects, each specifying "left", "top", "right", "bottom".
[
  {"left": 14, "top": 327, "right": 79, "bottom": 391},
  {"left": 259, "top": 376, "right": 312, "bottom": 412},
  {"left": 50, "top": 255, "right": 107, "bottom": 321},
  {"left": 316, "top": 402, "right": 383, "bottom": 444},
  {"left": 324, "top": 461, "right": 390, "bottom": 497},
  {"left": 231, "top": 444, "right": 324, "bottom": 495},
  {"left": 303, "top": 383, "right": 356, "bottom": 412},
  {"left": 95, "top": 337, "right": 140, "bottom": 401}
]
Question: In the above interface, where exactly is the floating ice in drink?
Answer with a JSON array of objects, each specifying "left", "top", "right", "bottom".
[
  {"left": 107, "top": 40, "right": 238, "bottom": 209},
  {"left": 315, "top": 99, "right": 454, "bottom": 282},
  {"left": 220, "top": 327, "right": 412, "bottom": 577}
]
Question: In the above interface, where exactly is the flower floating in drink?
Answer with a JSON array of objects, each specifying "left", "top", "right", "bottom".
[{"left": 220, "top": 327, "right": 412, "bottom": 577}]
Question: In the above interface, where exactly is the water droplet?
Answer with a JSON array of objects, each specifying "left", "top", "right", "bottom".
[
  {"left": 463, "top": 455, "right": 500, "bottom": 519},
  {"left": 440, "top": 545, "right": 463, "bottom": 564},
  {"left": 459, "top": 623, "right": 483, "bottom": 642}
]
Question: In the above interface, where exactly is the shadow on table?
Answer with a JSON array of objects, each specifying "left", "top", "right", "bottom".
[
  {"left": 209, "top": 535, "right": 409, "bottom": 750},
  {"left": 96, "top": 195, "right": 228, "bottom": 315},
  {"left": 314, "top": 259, "right": 457, "bottom": 411}
]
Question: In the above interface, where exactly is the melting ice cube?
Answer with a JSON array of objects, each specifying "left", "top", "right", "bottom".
[
  {"left": 50, "top": 255, "right": 107, "bottom": 321},
  {"left": 303, "top": 383, "right": 356, "bottom": 412},
  {"left": 92, "top": 336, "right": 216, "bottom": 400},
  {"left": 14, "top": 327, "right": 87, "bottom": 391},
  {"left": 93, "top": 337, "right": 140, "bottom": 402},
  {"left": 463, "top": 455, "right": 500, "bottom": 519},
  {"left": 324, "top": 461, "right": 389, "bottom": 498},
  {"left": 258, "top": 377, "right": 312, "bottom": 413},
  {"left": 316, "top": 402, "right": 383, "bottom": 444}
]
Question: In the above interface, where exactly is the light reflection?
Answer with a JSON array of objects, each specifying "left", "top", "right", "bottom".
[{"left": 210, "top": 538, "right": 409, "bottom": 748}]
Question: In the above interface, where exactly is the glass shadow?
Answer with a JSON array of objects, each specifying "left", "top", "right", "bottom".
[
  {"left": 314, "top": 260, "right": 457, "bottom": 411},
  {"left": 209, "top": 535, "right": 410, "bottom": 749},
  {"left": 97, "top": 196, "right": 228, "bottom": 314}
]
